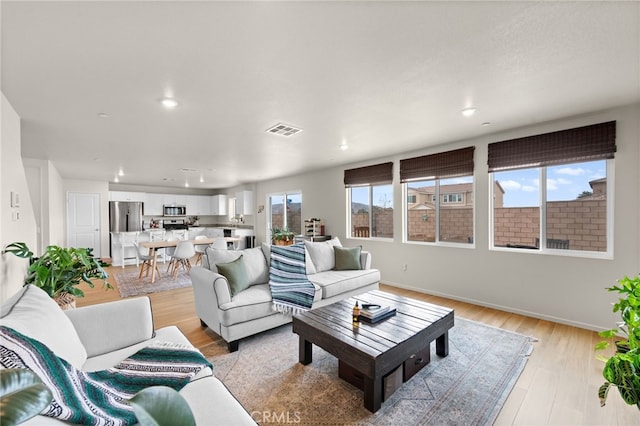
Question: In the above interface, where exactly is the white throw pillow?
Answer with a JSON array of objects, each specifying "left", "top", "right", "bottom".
[
  {"left": 241, "top": 247, "right": 269, "bottom": 285},
  {"left": 0, "top": 285, "right": 88, "bottom": 369},
  {"left": 304, "top": 240, "right": 339, "bottom": 273},
  {"left": 205, "top": 248, "right": 241, "bottom": 273}
]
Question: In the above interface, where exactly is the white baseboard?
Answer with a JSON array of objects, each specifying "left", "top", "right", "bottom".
[{"left": 381, "top": 280, "right": 607, "bottom": 333}]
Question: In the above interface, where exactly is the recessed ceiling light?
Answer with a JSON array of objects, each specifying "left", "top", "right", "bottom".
[
  {"left": 200, "top": 176, "right": 204, "bottom": 183},
  {"left": 482, "top": 122, "right": 491, "bottom": 126},
  {"left": 114, "top": 176, "right": 119, "bottom": 183},
  {"left": 97, "top": 113, "right": 109, "bottom": 118},
  {"left": 118, "top": 168, "right": 124, "bottom": 177},
  {"left": 184, "top": 181, "right": 189, "bottom": 188},
  {"left": 161, "top": 98, "right": 179, "bottom": 108},
  {"left": 340, "top": 143, "right": 349, "bottom": 151},
  {"left": 461, "top": 107, "right": 477, "bottom": 117}
]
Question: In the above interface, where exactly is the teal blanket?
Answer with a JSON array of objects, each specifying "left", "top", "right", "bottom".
[
  {"left": 269, "top": 243, "right": 315, "bottom": 313},
  {"left": 0, "top": 326, "right": 211, "bottom": 426}
]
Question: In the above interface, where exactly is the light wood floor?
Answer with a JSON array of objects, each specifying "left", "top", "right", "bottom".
[{"left": 77, "top": 264, "right": 639, "bottom": 425}]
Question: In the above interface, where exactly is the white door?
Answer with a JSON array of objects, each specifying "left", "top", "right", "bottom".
[{"left": 67, "top": 192, "right": 101, "bottom": 257}]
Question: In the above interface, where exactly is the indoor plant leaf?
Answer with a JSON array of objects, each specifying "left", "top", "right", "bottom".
[
  {"left": 129, "top": 386, "right": 195, "bottom": 426},
  {"left": 0, "top": 369, "right": 52, "bottom": 426}
]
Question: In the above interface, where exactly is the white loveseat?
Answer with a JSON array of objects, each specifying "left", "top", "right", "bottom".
[
  {"left": 0, "top": 285, "right": 256, "bottom": 425},
  {"left": 191, "top": 239, "right": 381, "bottom": 351}
]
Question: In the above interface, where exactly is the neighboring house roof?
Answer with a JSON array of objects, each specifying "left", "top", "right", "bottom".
[{"left": 409, "top": 182, "right": 473, "bottom": 194}]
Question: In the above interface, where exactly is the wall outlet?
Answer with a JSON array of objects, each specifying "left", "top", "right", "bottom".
[
  {"left": 11, "top": 210, "right": 20, "bottom": 222},
  {"left": 403, "top": 263, "right": 408, "bottom": 272}
]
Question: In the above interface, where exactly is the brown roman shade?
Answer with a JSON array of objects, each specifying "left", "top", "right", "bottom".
[
  {"left": 399, "top": 146, "right": 475, "bottom": 183},
  {"left": 487, "top": 121, "right": 616, "bottom": 172},
  {"left": 344, "top": 162, "right": 393, "bottom": 187}
]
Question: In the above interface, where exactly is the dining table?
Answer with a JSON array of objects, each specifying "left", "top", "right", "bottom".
[{"left": 141, "top": 237, "right": 242, "bottom": 283}]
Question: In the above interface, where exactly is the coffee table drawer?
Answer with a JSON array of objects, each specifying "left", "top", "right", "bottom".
[
  {"left": 403, "top": 346, "right": 430, "bottom": 381},
  {"left": 339, "top": 361, "right": 403, "bottom": 401}
]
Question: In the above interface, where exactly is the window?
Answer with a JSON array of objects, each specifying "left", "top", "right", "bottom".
[
  {"left": 442, "top": 193, "right": 463, "bottom": 203},
  {"left": 407, "top": 195, "right": 417, "bottom": 204},
  {"left": 401, "top": 147, "right": 475, "bottom": 245},
  {"left": 489, "top": 121, "right": 615, "bottom": 255},
  {"left": 345, "top": 162, "right": 393, "bottom": 239},
  {"left": 268, "top": 192, "right": 302, "bottom": 236}
]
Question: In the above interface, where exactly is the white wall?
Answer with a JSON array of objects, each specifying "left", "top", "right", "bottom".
[
  {"left": 0, "top": 93, "right": 37, "bottom": 302},
  {"left": 256, "top": 103, "right": 640, "bottom": 332},
  {"left": 23, "top": 158, "right": 65, "bottom": 252}
]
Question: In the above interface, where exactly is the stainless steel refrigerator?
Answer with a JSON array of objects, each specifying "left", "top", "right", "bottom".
[{"left": 109, "top": 201, "right": 143, "bottom": 256}]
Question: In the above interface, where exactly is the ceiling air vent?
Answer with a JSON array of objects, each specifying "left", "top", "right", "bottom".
[{"left": 266, "top": 123, "right": 303, "bottom": 137}]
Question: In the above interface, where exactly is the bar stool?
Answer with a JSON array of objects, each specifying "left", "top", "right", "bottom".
[
  {"left": 149, "top": 229, "right": 167, "bottom": 263},
  {"left": 116, "top": 231, "right": 139, "bottom": 268}
]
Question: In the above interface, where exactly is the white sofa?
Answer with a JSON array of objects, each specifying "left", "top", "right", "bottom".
[
  {"left": 0, "top": 285, "right": 256, "bottom": 425},
  {"left": 191, "top": 239, "right": 381, "bottom": 352}
]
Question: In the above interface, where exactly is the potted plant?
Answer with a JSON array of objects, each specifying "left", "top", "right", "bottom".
[
  {"left": 595, "top": 274, "right": 640, "bottom": 409},
  {"left": 3, "top": 242, "right": 111, "bottom": 310},
  {"left": 271, "top": 227, "right": 296, "bottom": 246}
]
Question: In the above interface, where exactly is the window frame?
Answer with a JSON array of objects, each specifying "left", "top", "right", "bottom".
[
  {"left": 267, "top": 190, "right": 303, "bottom": 238},
  {"left": 489, "top": 159, "right": 614, "bottom": 259},
  {"left": 346, "top": 183, "right": 394, "bottom": 241},
  {"left": 403, "top": 175, "right": 475, "bottom": 247}
]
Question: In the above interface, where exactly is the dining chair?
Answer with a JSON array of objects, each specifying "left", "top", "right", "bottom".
[
  {"left": 134, "top": 242, "right": 160, "bottom": 279},
  {"left": 169, "top": 241, "right": 196, "bottom": 278},
  {"left": 117, "top": 231, "right": 139, "bottom": 268},
  {"left": 165, "top": 230, "right": 187, "bottom": 273},
  {"left": 210, "top": 238, "right": 228, "bottom": 250},
  {"left": 193, "top": 235, "right": 208, "bottom": 266}
]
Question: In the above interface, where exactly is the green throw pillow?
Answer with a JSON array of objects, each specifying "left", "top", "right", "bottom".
[
  {"left": 216, "top": 255, "right": 249, "bottom": 297},
  {"left": 334, "top": 246, "right": 362, "bottom": 271}
]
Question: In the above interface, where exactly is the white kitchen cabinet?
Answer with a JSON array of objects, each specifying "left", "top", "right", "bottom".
[
  {"left": 144, "top": 193, "right": 164, "bottom": 216},
  {"left": 235, "top": 190, "right": 254, "bottom": 215},
  {"left": 109, "top": 191, "right": 144, "bottom": 202},
  {"left": 187, "top": 195, "right": 211, "bottom": 216},
  {"left": 162, "top": 194, "right": 188, "bottom": 206},
  {"left": 210, "top": 194, "right": 228, "bottom": 216}
]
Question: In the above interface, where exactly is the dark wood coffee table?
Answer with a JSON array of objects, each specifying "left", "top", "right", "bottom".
[{"left": 292, "top": 290, "right": 454, "bottom": 412}]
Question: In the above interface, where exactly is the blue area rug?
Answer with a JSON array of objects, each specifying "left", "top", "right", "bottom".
[{"left": 203, "top": 317, "right": 536, "bottom": 425}]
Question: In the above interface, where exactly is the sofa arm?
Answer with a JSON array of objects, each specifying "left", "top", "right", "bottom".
[
  {"left": 361, "top": 250, "right": 372, "bottom": 270},
  {"left": 191, "top": 267, "right": 232, "bottom": 306},
  {"left": 65, "top": 297, "right": 154, "bottom": 358}
]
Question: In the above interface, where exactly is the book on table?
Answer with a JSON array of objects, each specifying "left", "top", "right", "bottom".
[{"left": 359, "top": 304, "right": 396, "bottom": 323}]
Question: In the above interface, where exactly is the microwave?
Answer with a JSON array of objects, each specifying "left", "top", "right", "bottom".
[{"left": 163, "top": 205, "right": 186, "bottom": 216}]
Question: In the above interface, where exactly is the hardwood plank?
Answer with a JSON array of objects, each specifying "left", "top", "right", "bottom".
[{"left": 72, "top": 268, "right": 636, "bottom": 425}]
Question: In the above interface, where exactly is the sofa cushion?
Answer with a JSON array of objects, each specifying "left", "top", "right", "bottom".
[
  {"left": 309, "top": 269, "right": 381, "bottom": 299},
  {"left": 334, "top": 246, "right": 362, "bottom": 270},
  {"left": 304, "top": 237, "right": 342, "bottom": 273},
  {"left": 217, "top": 256, "right": 250, "bottom": 297},
  {"left": 0, "top": 285, "right": 87, "bottom": 369}
]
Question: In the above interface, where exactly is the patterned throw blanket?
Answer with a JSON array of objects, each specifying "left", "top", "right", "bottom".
[
  {"left": 269, "top": 243, "right": 315, "bottom": 313},
  {"left": 0, "top": 326, "right": 211, "bottom": 426}
]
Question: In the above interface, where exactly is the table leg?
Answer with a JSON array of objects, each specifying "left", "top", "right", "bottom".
[
  {"left": 436, "top": 330, "right": 449, "bottom": 356},
  {"left": 299, "top": 336, "right": 312, "bottom": 365},
  {"left": 149, "top": 248, "right": 158, "bottom": 283},
  {"left": 363, "top": 375, "right": 383, "bottom": 412}
]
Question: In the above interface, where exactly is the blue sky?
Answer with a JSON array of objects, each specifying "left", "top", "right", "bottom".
[
  {"left": 350, "top": 160, "right": 606, "bottom": 208},
  {"left": 494, "top": 160, "right": 606, "bottom": 207}
]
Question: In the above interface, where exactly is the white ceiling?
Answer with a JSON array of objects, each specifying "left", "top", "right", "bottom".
[{"left": 2, "top": 1, "right": 639, "bottom": 190}]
